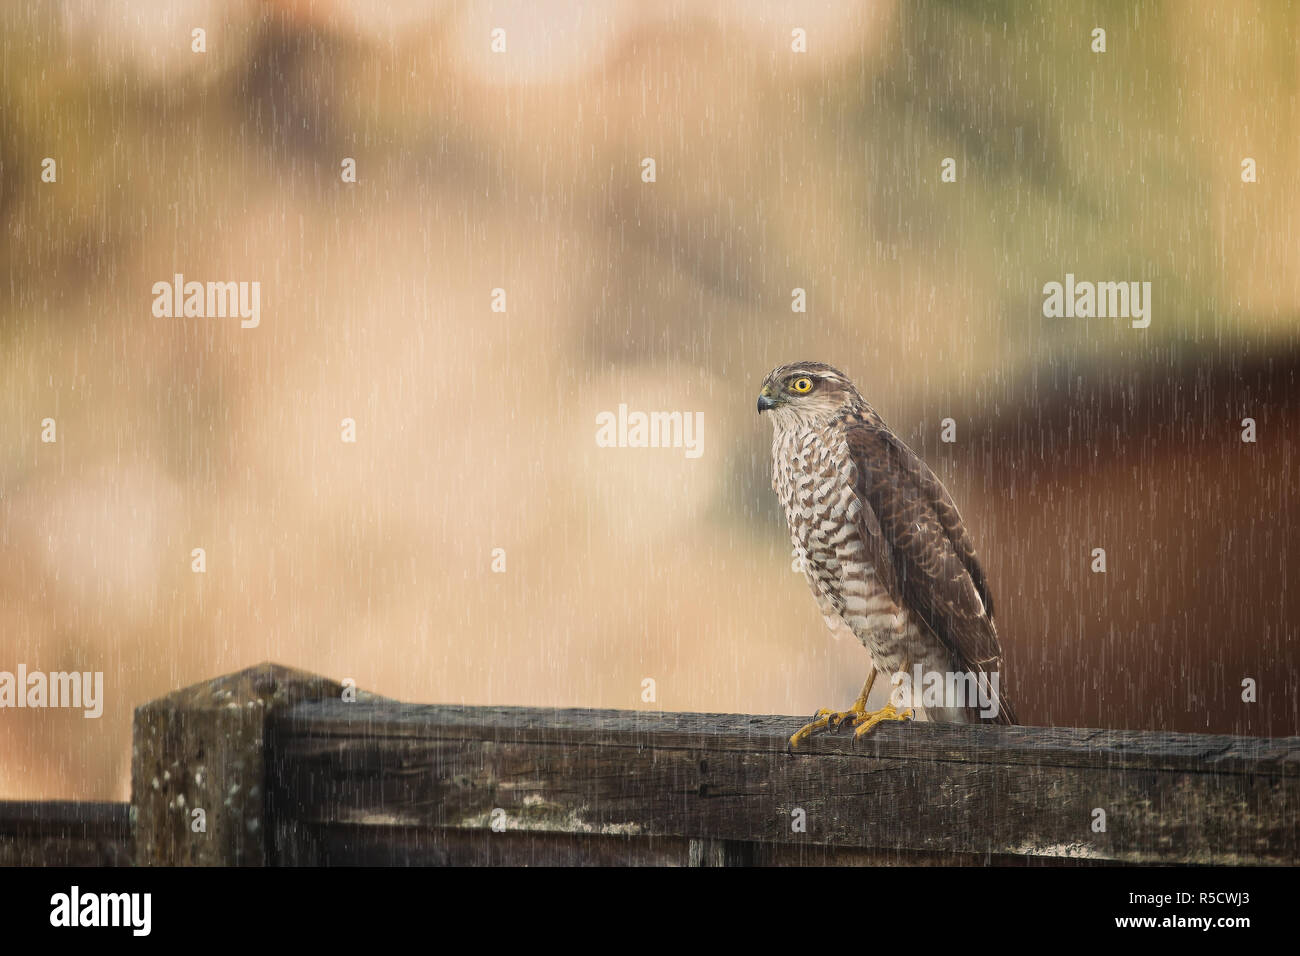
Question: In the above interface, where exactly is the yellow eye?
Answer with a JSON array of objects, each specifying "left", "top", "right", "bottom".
[{"left": 789, "top": 377, "right": 813, "bottom": 394}]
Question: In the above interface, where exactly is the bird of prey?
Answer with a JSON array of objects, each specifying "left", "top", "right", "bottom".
[{"left": 757, "top": 362, "right": 1016, "bottom": 748}]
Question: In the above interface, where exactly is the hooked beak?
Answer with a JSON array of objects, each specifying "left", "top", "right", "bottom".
[{"left": 757, "top": 389, "right": 777, "bottom": 413}]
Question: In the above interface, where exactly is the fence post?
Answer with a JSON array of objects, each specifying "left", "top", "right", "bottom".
[{"left": 131, "top": 663, "right": 343, "bottom": 866}]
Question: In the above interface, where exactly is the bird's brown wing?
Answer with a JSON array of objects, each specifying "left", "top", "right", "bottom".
[{"left": 845, "top": 416, "right": 1016, "bottom": 724}]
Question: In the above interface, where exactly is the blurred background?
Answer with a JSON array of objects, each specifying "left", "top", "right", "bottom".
[{"left": 1, "top": 1, "right": 1297, "bottom": 801}]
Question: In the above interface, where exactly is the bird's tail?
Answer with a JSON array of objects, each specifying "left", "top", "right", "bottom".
[
  {"left": 972, "top": 657, "right": 1016, "bottom": 724},
  {"left": 977, "top": 692, "right": 1017, "bottom": 725}
]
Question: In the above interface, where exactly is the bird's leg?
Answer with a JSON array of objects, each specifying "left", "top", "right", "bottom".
[
  {"left": 846, "top": 663, "right": 914, "bottom": 737},
  {"left": 788, "top": 671, "right": 877, "bottom": 749}
]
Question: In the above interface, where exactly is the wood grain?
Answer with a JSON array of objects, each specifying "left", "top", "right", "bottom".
[{"left": 269, "top": 700, "right": 1300, "bottom": 865}]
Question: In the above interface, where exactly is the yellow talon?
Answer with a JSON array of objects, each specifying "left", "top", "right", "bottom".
[
  {"left": 787, "top": 671, "right": 915, "bottom": 749},
  {"left": 788, "top": 706, "right": 861, "bottom": 749},
  {"left": 850, "top": 702, "right": 914, "bottom": 737}
]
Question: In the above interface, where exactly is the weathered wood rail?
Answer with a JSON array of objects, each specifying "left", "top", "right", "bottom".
[
  {"left": 0, "top": 800, "right": 129, "bottom": 867},
  {"left": 6, "top": 663, "right": 1300, "bottom": 865}
]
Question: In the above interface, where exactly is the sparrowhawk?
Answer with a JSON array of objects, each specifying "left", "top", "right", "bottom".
[{"left": 757, "top": 362, "right": 1017, "bottom": 747}]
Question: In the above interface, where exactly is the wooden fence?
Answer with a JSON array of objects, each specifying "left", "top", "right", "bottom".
[{"left": 4, "top": 663, "right": 1298, "bottom": 865}]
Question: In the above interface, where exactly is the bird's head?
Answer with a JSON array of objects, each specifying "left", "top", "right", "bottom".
[{"left": 757, "top": 362, "right": 861, "bottom": 426}]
